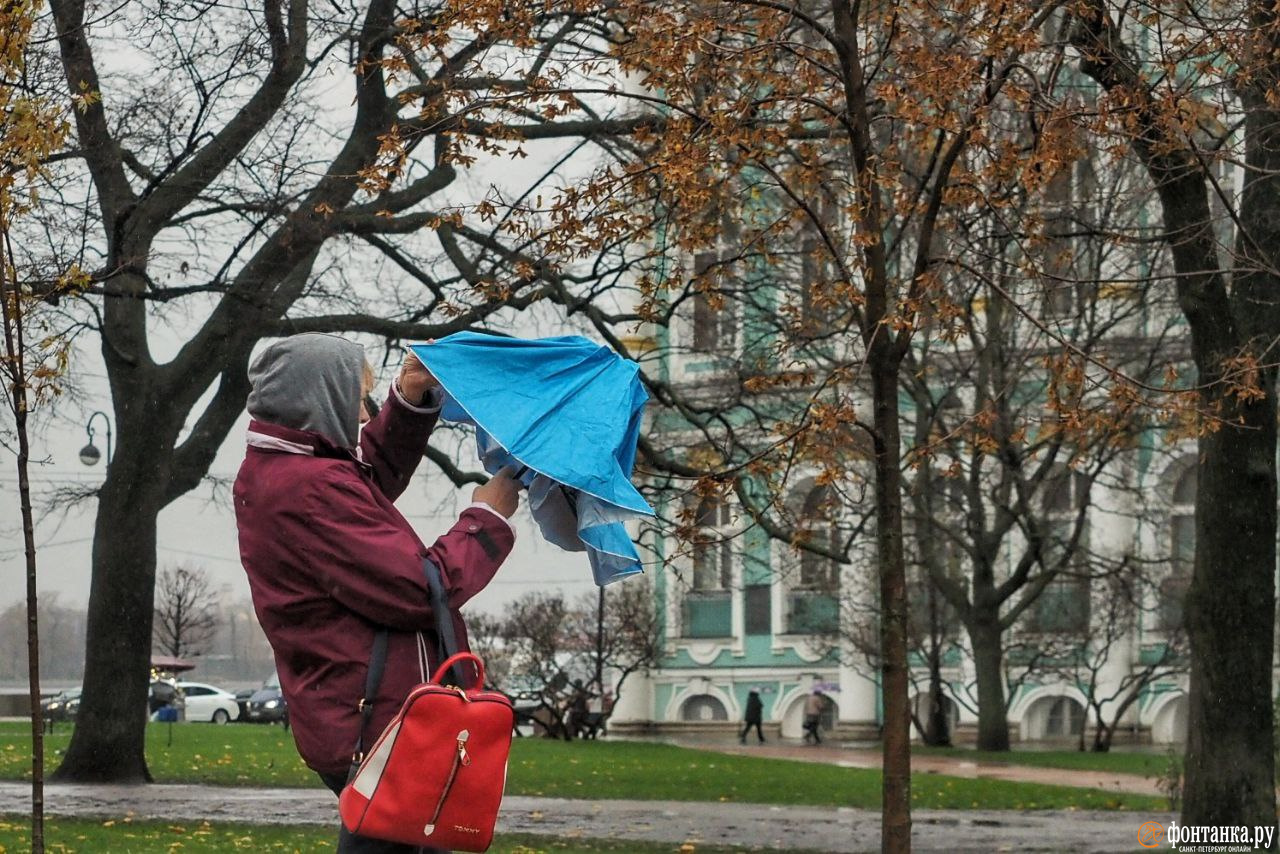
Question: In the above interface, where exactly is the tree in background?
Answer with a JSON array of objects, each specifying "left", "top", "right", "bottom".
[
  {"left": 1058, "top": 569, "right": 1189, "bottom": 753},
  {"left": 481, "top": 582, "right": 660, "bottom": 738},
  {"left": 34, "top": 0, "right": 653, "bottom": 783},
  {"left": 0, "top": 0, "right": 74, "bottom": 847},
  {"left": 1066, "top": 0, "right": 1279, "bottom": 827},
  {"left": 152, "top": 565, "right": 219, "bottom": 660},
  {"left": 493, "top": 591, "right": 580, "bottom": 739},
  {"left": 587, "top": 4, "right": 1118, "bottom": 846},
  {"left": 566, "top": 576, "right": 662, "bottom": 709},
  {"left": 465, "top": 611, "right": 513, "bottom": 693},
  {"left": 0, "top": 595, "right": 87, "bottom": 682}
]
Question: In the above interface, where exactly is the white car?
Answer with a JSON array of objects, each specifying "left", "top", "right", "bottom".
[{"left": 176, "top": 682, "right": 240, "bottom": 724}]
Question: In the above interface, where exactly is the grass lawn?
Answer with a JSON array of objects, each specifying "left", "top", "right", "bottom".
[
  {"left": 915, "top": 745, "right": 1170, "bottom": 778},
  {"left": 0, "top": 722, "right": 1163, "bottom": 810},
  {"left": 0, "top": 816, "right": 809, "bottom": 854}
]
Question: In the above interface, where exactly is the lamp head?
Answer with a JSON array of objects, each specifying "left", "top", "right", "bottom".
[{"left": 79, "top": 443, "right": 101, "bottom": 466}]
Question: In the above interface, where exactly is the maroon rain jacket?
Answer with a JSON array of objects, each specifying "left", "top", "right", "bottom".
[{"left": 234, "top": 386, "right": 514, "bottom": 778}]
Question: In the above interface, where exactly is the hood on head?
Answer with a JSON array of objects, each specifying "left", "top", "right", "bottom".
[{"left": 247, "top": 333, "right": 366, "bottom": 449}]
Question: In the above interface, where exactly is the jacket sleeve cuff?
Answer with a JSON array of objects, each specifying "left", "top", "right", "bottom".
[
  {"left": 392, "top": 380, "right": 443, "bottom": 414},
  {"left": 467, "top": 502, "right": 516, "bottom": 537}
]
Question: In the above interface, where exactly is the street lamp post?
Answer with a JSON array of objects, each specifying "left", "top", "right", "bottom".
[{"left": 79, "top": 411, "right": 113, "bottom": 467}]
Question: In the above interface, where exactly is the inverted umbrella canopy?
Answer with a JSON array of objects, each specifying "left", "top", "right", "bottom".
[
  {"left": 411, "top": 333, "right": 653, "bottom": 585},
  {"left": 150, "top": 655, "right": 196, "bottom": 674}
]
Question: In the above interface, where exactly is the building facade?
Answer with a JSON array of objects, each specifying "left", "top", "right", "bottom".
[{"left": 610, "top": 286, "right": 1210, "bottom": 749}]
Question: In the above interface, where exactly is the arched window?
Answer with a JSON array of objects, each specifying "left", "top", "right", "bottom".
[
  {"left": 690, "top": 205, "right": 742, "bottom": 356},
  {"left": 1045, "top": 696, "right": 1085, "bottom": 737},
  {"left": 691, "top": 495, "right": 732, "bottom": 591},
  {"left": 683, "top": 494, "right": 734, "bottom": 638},
  {"left": 799, "top": 484, "right": 839, "bottom": 590},
  {"left": 680, "top": 693, "right": 728, "bottom": 722},
  {"left": 1162, "top": 463, "right": 1197, "bottom": 630},
  {"left": 798, "top": 196, "right": 843, "bottom": 339},
  {"left": 1030, "top": 467, "right": 1089, "bottom": 633},
  {"left": 787, "top": 483, "right": 841, "bottom": 634}
]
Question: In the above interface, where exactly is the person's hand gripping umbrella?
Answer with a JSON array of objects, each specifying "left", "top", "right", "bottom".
[{"left": 411, "top": 333, "right": 653, "bottom": 585}]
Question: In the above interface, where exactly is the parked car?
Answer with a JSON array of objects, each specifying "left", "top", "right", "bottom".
[
  {"left": 244, "top": 672, "right": 288, "bottom": 725},
  {"left": 176, "top": 681, "right": 240, "bottom": 724},
  {"left": 41, "top": 688, "right": 81, "bottom": 723}
]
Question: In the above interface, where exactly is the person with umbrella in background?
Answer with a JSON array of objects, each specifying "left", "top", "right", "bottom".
[
  {"left": 802, "top": 689, "right": 826, "bottom": 745},
  {"left": 235, "top": 333, "right": 521, "bottom": 854}
]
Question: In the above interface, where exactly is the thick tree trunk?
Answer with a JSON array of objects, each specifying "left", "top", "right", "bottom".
[
  {"left": 1181, "top": 384, "right": 1277, "bottom": 829},
  {"left": 51, "top": 445, "right": 165, "bottom": 783},
  {"left": 969, "top": 617, "right": 1009, "bottom": 752},
  {"left": 871, "top": 349, "right": 911, "bottom": 853}
]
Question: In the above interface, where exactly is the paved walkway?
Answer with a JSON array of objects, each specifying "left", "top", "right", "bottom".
[
  {"left": 647, "top": 736, "right": 1164, "bottom": 797},
  {"left": 0, "top": 782, "right": 1172, "bottom": 852}
]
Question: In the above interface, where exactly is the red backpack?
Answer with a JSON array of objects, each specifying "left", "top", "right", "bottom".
[
  {"left": 338, "top": 559, "right": 514, "bottom": 852},
  {"left": 339, "top": 651, "right": 513, "bottom": 851}
]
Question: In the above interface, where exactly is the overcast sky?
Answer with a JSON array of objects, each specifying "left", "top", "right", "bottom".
[
  {"left": 0, "top": 358, "right": 604, "bottom": 617},
  {"left": 0, "top": 28, "right": 647, "bottom": 618}
]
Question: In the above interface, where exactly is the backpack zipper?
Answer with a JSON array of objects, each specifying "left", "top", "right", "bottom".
[{"left": 422, "top": 729, "right": 471, "bottom": 836}]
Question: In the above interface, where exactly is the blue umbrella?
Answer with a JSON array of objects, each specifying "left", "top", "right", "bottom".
[{"left": 410, "top": 333, "right": 653, "bottom": 585}]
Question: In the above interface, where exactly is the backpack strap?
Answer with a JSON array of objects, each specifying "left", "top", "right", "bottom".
[
  {"left": 347, "top": 556, "right": 462, "bottom": 781},
  {"left": 348, "top": 629, "right": 387, "bottom": 781},
  {"left": 422, "top": 556, "right": 466, "bottom": 686}
]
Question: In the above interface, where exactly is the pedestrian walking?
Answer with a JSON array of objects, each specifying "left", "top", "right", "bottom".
[
  {"left": 235, "top": 333, "right": 521, "bottom": 854},
  {"left": 802, "top": 689, "right": 825, "bottom": 745},
  {"left": 739, "top": 689, "right": 766, "bottom": 744}
]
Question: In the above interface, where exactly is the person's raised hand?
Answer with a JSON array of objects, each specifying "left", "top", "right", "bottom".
[
  {"left": 473, "top": 465, "right": 521, "bottom": 518},
  {"left": 397, "top": 345, "right": 438, "bottom": 406}
]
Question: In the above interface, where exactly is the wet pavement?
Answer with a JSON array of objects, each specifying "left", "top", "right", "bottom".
[
  {"left": 0, "top": 781, "right": 1173, "bottom": 852},
  {"left": 650, "top": 736, "right": 1163, "bottom": 797}
]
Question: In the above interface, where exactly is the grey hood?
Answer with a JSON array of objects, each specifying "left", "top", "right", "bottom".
[{"left": 247, "top": 333, "right": 366, "bottom": 449}]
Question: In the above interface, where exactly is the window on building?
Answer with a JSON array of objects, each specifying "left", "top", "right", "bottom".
[
  {"left": 1030, "top": 578, "right": 1090, "bottom": 634},
  {"left": 1044, "top": 696, "right": 1085, "bottom": 737},
  {"left": 1030, "top": 466, "right": 1090, "bottom": 633},
  {"left": 691, "top": 495, "right": 732, "bottom": 591},
  {"left": 691, "top": 251, "right": 738, "bottom": 352},
  {"left": 1163, "top": 462, "right": 1197, "bottom": 630},
  {"left": 799, "top": 484, "right": 839, "bottom": 590},
  {"left": 908, "top": 564, "right": 962, "bottom": 642},
  {"left": 1040, "top": 466, "right": 1089, "bottom": 567},
  {"left": 798, "top": 195, "right": 843, "bottom": 338},
  {"left": 744, "top": 584, "right": 771, "bottom": 635},
  {"left": 684, "top": 495, "right": 734, "bottom": 638},
  {"left": 786, "top": 483, "right": 841, "bottom": 634},
  {"left": 1041, "top": 157, "right": 1098, "bottom": 318},
  {"left": 680, "top": 693, "right": 728, "bottom": 721}
]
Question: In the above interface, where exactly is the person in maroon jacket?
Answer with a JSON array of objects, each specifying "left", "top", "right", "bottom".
[{"left": 235, "top": 332, "right": 520, "bottom": 854}]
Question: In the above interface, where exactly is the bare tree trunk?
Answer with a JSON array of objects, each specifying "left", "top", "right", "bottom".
[
  {"left": 1092, "top": 717, "right": 1113, "bottom": 753},
  {"left": 969, "top": 618, "right": 1009, "bottom": 752},
  {"left": 52, "top": 452, "right": 165, "bottom": 783},
  {"left": 1070, "top": 5, "right": 1279, "bottom": 829},
  {"left": 871, "top": 345, "right": 911, "bottom": 853},
  {"left": 1, "top": 225, "right": 44, "bottom": 851},
  {"left": 1182, "top": 387, "right": 1277, "bottom": 828}
]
